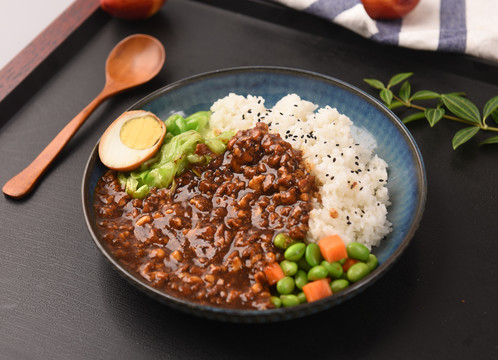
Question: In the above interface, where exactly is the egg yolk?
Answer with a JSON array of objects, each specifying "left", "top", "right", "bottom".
[{"left": 120, "top": 116, "right": 163, "bottom": 150}]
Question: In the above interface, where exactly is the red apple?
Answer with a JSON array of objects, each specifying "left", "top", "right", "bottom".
[
  {"left": 100, "top": 0, "right": 166, "bottom": 20},
  {"left": 361, "top": 0, "right": 420, "bottom": 20}
]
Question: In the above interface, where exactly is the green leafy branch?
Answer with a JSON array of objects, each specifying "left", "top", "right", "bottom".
[{"left": 364, "top": 72, "right": 498, "bottom": 149}]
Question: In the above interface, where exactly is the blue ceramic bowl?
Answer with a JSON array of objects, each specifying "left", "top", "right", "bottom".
[{"left": 82, "top": 67, "right": 426, "bottom": 323}]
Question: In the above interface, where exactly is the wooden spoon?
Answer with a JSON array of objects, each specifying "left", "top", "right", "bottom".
[{"left": 3, "top": 34, "right": 165, "bottom": 199}]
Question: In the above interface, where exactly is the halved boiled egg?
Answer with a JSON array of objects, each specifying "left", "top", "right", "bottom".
[{"left": 98, "top": 110, "right": 166, "bottom": 171}]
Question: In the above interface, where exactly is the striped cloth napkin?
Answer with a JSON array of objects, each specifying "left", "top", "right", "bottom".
[{"left": 272, "top": 0, "right": 498, "bottom": 63}]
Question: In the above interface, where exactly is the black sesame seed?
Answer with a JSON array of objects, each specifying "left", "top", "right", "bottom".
[
  {"left": 347, "top": 221, "right": 351, "bottom": 225},
  {"left": 333, "top": 158, "right": 336, "bottom": 163},
  {"left": 248, "top": 109, "right": 252, "bottom": 113},
  {"left": 355, "top": 162, "right": 359, "bottom": 166}
]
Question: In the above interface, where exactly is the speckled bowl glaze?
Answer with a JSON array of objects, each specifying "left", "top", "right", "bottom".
[{"left": 82, "top": 67, "right": 426, "bottom": 323}]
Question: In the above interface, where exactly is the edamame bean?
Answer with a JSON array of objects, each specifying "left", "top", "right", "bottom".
[
  {"left": 270, "top": 296, "right": 282, "bottom": 308},
  {"left": 297, "top": 292, "right": 307, "bottom": 304},
  {"left": 297, "top": 257, "right": 312, "bottom": 271},
  {"left": 307, "top": 265, "right": 328, "bottom": 281},
  {"left": 281, "top": 294, "right": 300, "bottom": 307},
  {"left": 284, "top": 242, "right": 306, "bottom": 261},
  {"left": 294, "top": 270, "right": 309, "bottom": 289},
  {"left": 273, "top": 233, "right": 296, "bottom": 250},
  {"left": 321, "top": 260, "right": 343, "bottom": 279},
  {"left": 347, "top": 262, "right": 370, "bottom": 282},
  {"left": 346, "top": 242, "right": 370, "bottom": 262},
  {"left": 280, "top": 260, "right": 298, "bottom": 276},
  {"left": 330, "top": 279, "right": 350, "bottom": 293},
  {"left": 276, "top": 276, "right": 295, "bottom": 295},
  {"left": 366, "top": 254, "right": 378, "bottom": 272},
  {"left": 305, "top": 243, "right": 323, "bottom": 267}
]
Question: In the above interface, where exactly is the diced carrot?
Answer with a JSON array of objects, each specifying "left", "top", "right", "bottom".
[
  {"left": 318, "top": 235, "right": 348, "bottom": 263},
  {"left": 342, "top": 258, "right": 359, "bottom": 272},
  {"left": 302, "top": 278, "right": 333, "bottom": 302},
  {"left": 263, "top": 262, "right": 285, "bottom": 286}
]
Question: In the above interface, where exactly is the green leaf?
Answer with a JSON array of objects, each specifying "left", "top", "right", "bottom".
[
  {"left": 479, "top": 135, "right": 498, "bottom": 145},
  {"left": 493, "top": 108, "right": 498, "bottom": 124},
  {"left": 388, "top": 72, "right": 413, "bottom": 88},
  {"left": 380, "top": 88, "right": 393, "bottom": 105},
  {"left": 483, "top": 95, "right": 498, "bottom": 120},
  {"left": 399, "top": 81, "right": 411, "bottom": 102},
  {"left": 441, "top": 94, "right": 481, "bottom": 125},
  {"left": 445, "top": 92, "right": 466, "bottom": 97},
  {"left": 388, "top": 100, "right": 405, "bottom": 110},
  {"left": 424, "top": 108, "right": 445, "bottom": 127},
  {"left": 410, "top": 90, "right": 440, "bottom": 101},
  {"left": 452, "top": 127, "right": 480, "bottom": 149},
  {"left": 364, "top": 79, "right": 385, "bottom": 90},
  {"left": 402, "top": 112, "right": 426, "bottom": 124}
]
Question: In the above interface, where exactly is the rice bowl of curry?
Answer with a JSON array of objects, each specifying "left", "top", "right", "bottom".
[{"left": 82, "top": 67, "right": 426, "bottom": 322}]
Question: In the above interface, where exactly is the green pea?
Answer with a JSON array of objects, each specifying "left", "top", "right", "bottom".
[
  {"left": 281, "top": 294, "right": 300, "bottom": 307},
  {"left": 273, "top": 233, "right": 296, "bottom": 250},
  {"left": 346, "top": 242, "right": 370, "bottom": 262},
  {"left": 330, "top": 279, "right": 350, "bottom": 293},
  {"left": 280, "top": 260, "right": 298, "bottom": 276},
  {"left": 270, "top": 296, "right": 282, "bottom": 308},
  {"left": 321, "top": 260, "right": 343, "bottom": 279},
  {"left": 307, "top": 265, "right": 328, "bottom": 281},
  {"left": 366, "top": 254, "right": 378, "bottom": 273},
  {"left": 347, "top": 262, "right": 370, "bottom": 283},
  {"left": 276, "top": 276, "right": 295, "bottom": 295},
  {"left": 297, "top": 257, "right": 312, "bottom": 271},
  {"left": 305, "top": 243, "right": 323, "bottom": 267},
  {"left": 294, "top": 270, "right": 309, "bottom": 290},
  {"left": 297, "top": 292, "right": 307, "bottom": 304},
  {"left": 284, "top": 242, "right": 306, "bottom": 261}
]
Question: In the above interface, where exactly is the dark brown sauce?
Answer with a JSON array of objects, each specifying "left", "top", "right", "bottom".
[{"left": 94, "top": 123, "right": 317, "bottom": 309}]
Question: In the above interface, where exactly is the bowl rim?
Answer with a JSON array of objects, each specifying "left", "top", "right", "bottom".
[{"left": 82, "top": 66, "right": 427, "bottom": 322}]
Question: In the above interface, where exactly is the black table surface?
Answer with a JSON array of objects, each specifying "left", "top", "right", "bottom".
[{"left": 1, "top": 1, "right": 497, "bottom": 359}]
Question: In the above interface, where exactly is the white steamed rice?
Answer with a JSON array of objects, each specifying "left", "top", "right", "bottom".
[{"left": 208, "top": 93, "right": 392, "bottom": 249}]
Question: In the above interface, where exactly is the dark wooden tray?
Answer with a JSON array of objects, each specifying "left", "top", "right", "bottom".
[{"left": 1, "top": 1, "right": 497, "bottom": 359}]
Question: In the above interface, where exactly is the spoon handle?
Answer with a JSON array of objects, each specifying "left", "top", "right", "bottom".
[{"left": 3, "top": 91, "right": 108, "bottom": 199}]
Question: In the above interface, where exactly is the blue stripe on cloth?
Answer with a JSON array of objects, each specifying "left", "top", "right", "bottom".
[
  {"left": 371, "top": 19, "right": 402, "bottom": 46},
  {"left": 306, "top": 0, "right": 360, "bottom": 21},
  {"left": 438, "top": 0, "right": 466, "bottom": 52}
]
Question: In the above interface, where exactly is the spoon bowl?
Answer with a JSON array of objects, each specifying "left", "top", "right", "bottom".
[
  {"left": 3, "top": 34, "right": 165, "bottom": 199},
  {"left": 105, "top": 34, "right": 165, "bottom": 91}
]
